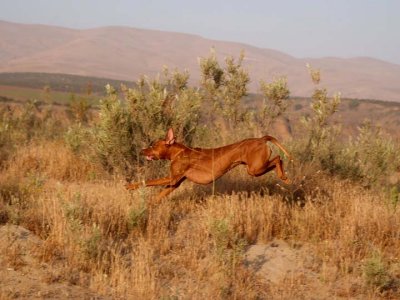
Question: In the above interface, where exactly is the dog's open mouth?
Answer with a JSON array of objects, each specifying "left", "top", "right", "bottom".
[{"left": 146, "top": 155, "right": 154, "bottom": 161}]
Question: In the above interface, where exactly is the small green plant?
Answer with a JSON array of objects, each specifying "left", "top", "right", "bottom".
[
  {"left": 62, "top": 192, "right": 84, "bottom": 232},
  {"left": 306, "top": 63, "right": 321, "bottom": 85},
  {"left": 82, "top": 224, "right": 102, "bottom": 261},
  {"left": 127, "top": 200, "right": 147, "bottom": 230},
  {"left": 389, "top": 186, "right": 399, "bottom": 210},
  {"left": 209, "top": 218, "right": 247, "bottom": 273},
  {"left": 18, "top": 99, "right": 42, "bottom": 140},
  {"left": 64, "top": 123, "right": 89, "bottom": 153},
  {"left": 42, "top": 85, "right": 52, "bottom": 105},
  {"left": 26, "top": 172, "right": 46, "bottom": 194},
  {"left": 63, "top": 193, "right": 83, "bottom": 220},
  {"left": 69, "top": 94, "right": 91, "bottom": 123},
  {"left": 210, "top": 218, "right": 230, "bottom": 256},
  {"left": 363, "top": 251, "right": 394, "bottom": 291}
]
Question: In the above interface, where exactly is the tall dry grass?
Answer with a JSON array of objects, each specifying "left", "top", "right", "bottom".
[{"left": 1, "top": 140, "right": 399, "bottom": 299}]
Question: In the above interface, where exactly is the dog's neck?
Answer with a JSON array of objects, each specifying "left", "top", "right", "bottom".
[{"left": 167, "top": 143, "right": 189, "bottom": 161}]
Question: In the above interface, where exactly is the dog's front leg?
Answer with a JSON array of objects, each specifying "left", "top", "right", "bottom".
[
  {"left": 125, "top": 181, "right": 142, "bottom": 190},
  {"left": 125, "top": 175, "right": 184, "bottom": 190}
]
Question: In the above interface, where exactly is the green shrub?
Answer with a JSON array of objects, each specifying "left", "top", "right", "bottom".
[
  {"left": 124, "top": 67, "right": 202, "bottom": 147},
  {"left": 258, "top": 76, "right": 290, "bottom": 130},
  {"left": 199, "top": 50, "right": 251, "bottom": 144},
  {"left": 351, "top": 122, "right": 399, "bottom": 186},
  {"left": 92, "top": 69, "right": 203, "bottom": 176},
  {"left": 92, "top": 84, "right": 136, "bottom": 174},
  {"left": 305, "top": 89, "right": 341, "bottom": 156}
]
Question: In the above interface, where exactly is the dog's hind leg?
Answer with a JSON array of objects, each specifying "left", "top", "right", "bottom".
[{"left": 247, "top": 155, "right": 290, "bottom": 184}]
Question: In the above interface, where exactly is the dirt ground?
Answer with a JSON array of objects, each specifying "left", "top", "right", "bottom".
[
  {"left": 0, "top": 225, "right": 108, "bottom": 299},
  {"left": 244, "top": 240, "right": 365, "bottom": 299}
]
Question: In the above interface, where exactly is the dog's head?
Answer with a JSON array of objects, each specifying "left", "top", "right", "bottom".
[{"left": 140, "top": 128, "right": 176, "bottom": 161}]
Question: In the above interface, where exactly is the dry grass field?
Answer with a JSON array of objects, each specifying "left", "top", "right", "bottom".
[
  {"left": 1, "top": 60, "right": 400, "bottom": 299},
  {"left": 0, "top": 140, "right": 399, "bottom": 299}
]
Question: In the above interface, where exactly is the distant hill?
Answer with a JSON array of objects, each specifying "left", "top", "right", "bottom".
[
  {"left": 0, "top": 72, "right": 134, "bottom": 94},
  {"left": 1, "top": 20, "right": 400, "bottom": 101}
]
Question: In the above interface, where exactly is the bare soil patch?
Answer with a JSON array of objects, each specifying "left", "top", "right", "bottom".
[
  {"left": 244, "top": 239, "right": 364, "bottom": 299},
  {"left": 0, "top": 225, "right": 107, "bottom": 299}
]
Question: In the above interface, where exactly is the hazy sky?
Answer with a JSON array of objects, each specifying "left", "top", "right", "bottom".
[{"left": 1, "top": 0, "right": 399, "bottom": 64}]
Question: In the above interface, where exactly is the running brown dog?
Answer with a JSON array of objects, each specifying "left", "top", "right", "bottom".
[{"left": 126, "top": 128, "right": 292, "bottom": 200}]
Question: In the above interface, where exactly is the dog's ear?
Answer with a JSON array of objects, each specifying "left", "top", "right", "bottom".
[{"left": 165, "top": 128, "right": 175, "bottom": 145}]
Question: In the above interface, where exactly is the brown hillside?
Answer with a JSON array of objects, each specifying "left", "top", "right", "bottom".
[{"left": 1, "top": 20, "right": 400, "bottom": 101}]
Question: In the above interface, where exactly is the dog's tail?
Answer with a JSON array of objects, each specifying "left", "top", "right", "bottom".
[{"left": 262, "top": 135, "right": 293, "bottom": 161}]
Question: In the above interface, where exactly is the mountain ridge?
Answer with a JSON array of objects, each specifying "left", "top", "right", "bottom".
[{"left": 1, "top": 20, "right": 399, "bottom": 101}]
